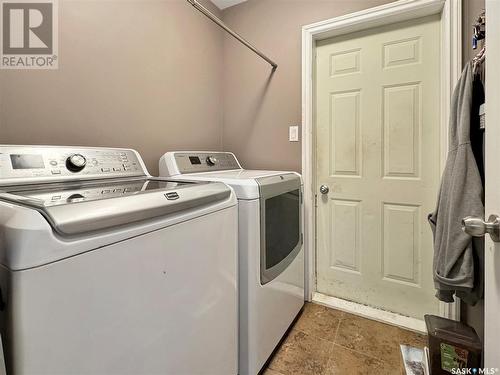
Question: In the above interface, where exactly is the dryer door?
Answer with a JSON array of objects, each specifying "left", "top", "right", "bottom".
[{"left": 257, "top": 174, "right": 302, "bottom": 284}]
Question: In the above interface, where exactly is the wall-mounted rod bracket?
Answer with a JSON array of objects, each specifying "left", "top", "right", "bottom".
[{"left": 186, "top": 0, "right": 278, "bottom": 70}]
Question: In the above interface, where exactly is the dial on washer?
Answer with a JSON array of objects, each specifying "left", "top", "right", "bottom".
[
  {"left": 66, "top": 154, "right": 87, "bottom": 172},
  {"left": 206, "top": 156, "right": 217, "bottom": 166}
]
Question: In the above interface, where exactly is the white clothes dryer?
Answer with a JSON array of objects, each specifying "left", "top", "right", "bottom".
[{"left": 159, "top": 151, "right": 305, "bottom": 375}]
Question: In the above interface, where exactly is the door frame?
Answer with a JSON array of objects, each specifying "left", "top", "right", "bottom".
[
  {"left": 301, "top": 0, "right": 462, "bottom": 322},
  {"left": 484, "top": 0, "right": 499, "bottom": 366}
]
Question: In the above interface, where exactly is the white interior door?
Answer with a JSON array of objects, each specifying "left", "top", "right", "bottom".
[
  {"left": 315, "top": 15, "right": 441, "bottom": 319},
  {"left": 484, "top": 0, "right": 500, "bottom": 367}
]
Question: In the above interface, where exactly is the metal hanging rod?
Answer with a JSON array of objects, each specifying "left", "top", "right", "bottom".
[{"left": 186, "top": 0, "right": 277, "bottom": 70}]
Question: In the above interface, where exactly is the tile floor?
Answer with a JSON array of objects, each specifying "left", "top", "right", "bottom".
[{"left": 263, "top": 302, "right": 427, "bottom": 375}]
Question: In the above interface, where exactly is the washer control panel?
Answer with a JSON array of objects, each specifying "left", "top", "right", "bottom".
[
  {"left": 173, "top": 152, "right": 241, "bottom": 174},
  {"left": 0, "top": 146, "right": 146, "bottom": 185}
]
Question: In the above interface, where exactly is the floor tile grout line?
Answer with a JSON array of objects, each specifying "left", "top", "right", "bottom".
[
  {"left": 291, "top": 327, "right": 339, "bottom": 345},
  {"left": 333, "top": 310, "right": 425, "bottom": 352},
  {"left": 334, "top": 339, "right": 406, "bottom": 368},
  {"left": 332, "top": 311, "right": 345, "bottom": 344},
  {"left": 291, "top": 319, "right": 344, "bottom": 344},
  {"left": 318, "top": 306, "right": 425, "bottom": 345},
  {"left": 330, "top": 342, "right": 398, "bottom": 365},
  {"left": 268, "top": 369, "right": 287, "bottom": 375},
  {"left": 324, "top": 342, "right": 406, "bottom": 375},
  {"left": 323, "top": 340, "right": 337, "bottom": 374},
  {"left": 267, "top": 327, "right": 337, "bottom": 375}
]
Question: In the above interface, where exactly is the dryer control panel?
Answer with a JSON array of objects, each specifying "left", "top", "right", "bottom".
[
  {"left": 0, "top": 146, "right": 147, "bottom": 186},
  {"left": 166, "top": 152, "right": 241, "bottom": 175}
]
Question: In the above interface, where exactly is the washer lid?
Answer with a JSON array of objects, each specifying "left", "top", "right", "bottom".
[{"left": 0, "top": 178, "right": 231, "bottom": 236}]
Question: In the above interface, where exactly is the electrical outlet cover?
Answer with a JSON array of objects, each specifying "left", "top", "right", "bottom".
[{"left": 289, "top": 126, "right": 299, "bottom": 142}]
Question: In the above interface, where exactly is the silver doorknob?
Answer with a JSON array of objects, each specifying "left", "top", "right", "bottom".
[
  {"left": 319, "top": 185, "right": 329, "bottom": 194},
  {"left": 462, "top": 214, "right": 500, "bottom": 242}
]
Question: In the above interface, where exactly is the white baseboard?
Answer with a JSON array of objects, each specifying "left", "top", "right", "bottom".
[{"left": 312, "top": 292, "right": 427, "bottom": 334}]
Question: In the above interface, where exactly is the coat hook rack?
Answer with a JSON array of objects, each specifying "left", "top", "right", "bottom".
[{"left": 472, "top": 10, "right": 485, "bottom": 49}]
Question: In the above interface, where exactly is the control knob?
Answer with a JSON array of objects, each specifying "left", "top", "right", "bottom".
[
  {"left": 66, "top": 154, "right": 87, "bottom": 172},
  {"left": 206, "top": 156, "right": 218, "bottom": 166}
]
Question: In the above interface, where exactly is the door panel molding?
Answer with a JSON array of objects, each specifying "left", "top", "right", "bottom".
[
  {"left": 329, "top": 198, "right": 362, "bottom": 273},
  {"left": 329, "top": 90, "right": 362, "bottom": 177},
  {"left": 382, "top": 81, "right": 421, "bottom": 179},
  {"left": 302, "top": 0, "right": 462, "bottom": 322}
]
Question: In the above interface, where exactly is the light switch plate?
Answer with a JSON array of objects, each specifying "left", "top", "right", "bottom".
[{"left": 289, "top": 126, "right": 299, "bottom": 142}]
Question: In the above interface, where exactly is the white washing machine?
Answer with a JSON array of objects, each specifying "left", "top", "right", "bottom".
[
  {"left": 159, "top": 152, "right": 305, "bottom": 375},
  {"left": 0, "top": 145, "right": 238, "bottom": 375}
]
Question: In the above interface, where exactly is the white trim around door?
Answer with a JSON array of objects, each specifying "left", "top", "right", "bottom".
[{"left": 301, "top": 0, "right": 462, "bottom": 324}]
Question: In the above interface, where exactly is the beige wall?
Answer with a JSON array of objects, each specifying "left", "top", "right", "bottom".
[
  {"left": 220, "top": 0, "right": 487, "bottom": 173},
  {"left": 221, "top": 0, "right": 394, "bottom": 172},
  {"left": 1, "top": 0, "right": 480, "bottom": 175},
  {"left": 0, "top": 0, "right": 224, "bottom": 175}
]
